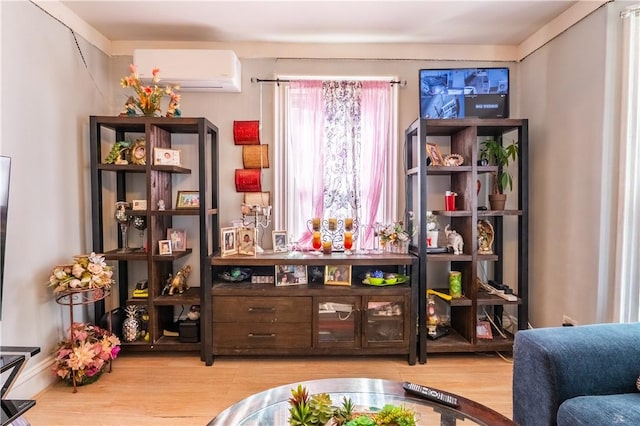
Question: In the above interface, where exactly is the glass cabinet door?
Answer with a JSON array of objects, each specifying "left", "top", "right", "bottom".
[
  {"left": 363, "top": 296, "right": 409, "bottom": 348},
  {"left": 315, "top": 297, "right": 361, "bottom": 349}
]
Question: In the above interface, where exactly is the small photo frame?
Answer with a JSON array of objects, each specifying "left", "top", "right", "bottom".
[
  {"left": 324, "top": 265, "right": 352, "bottom": 286},
  {"left": 167, "top": 228, "right": 186, "bottom": 251},
  {"left": 153, "top": 147, "right": 181, "bottom": 166},
  {"left": 477, "top": 320, "right": 494, "bottom": 340},
  {"left": 426, "top": 143, "right": 444, "bottom": 166},
  {"left": 132, "top": 199, "right": 147, "bottom": 211},
  {"left": 237, "top": 227, "right": 257, "bottom": 256},
  {"left": 275, "top": 265, "right": 308, "bottom": 286},
  {"left": 176, "top": 191, "right": 200, "bottom": 209},
  {"left": 221, "top": 227, "right": 238, "bottom": 257},
  {"left": 272, "top": 230, "right": 288, "bottom": 253},
  {"left": 158, "top": 239, "right": 172, "bottom": 255}
]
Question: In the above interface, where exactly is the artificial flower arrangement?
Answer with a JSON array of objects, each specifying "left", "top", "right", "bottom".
[
  {"left": 119, "top": 64, "right": 181, "bottom": 117},
  {"left": 48, "top": 252, "right": 113, "bottom": 295},
  {"left": 378, "top": 220, "right": 413, "bottom": 248},
  {"left": 52, "top": 322, "right": 120, "bottom": 386}
]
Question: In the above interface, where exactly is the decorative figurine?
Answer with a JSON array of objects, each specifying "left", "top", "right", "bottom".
[
  {"left": 444, "top": 224, "right": 464, "bottom": 255},
  {"left": 168, "top": 264, "right": 192, "bottom": 295},
  {"left": 187, "top": 305, "right": 200, "bottom": 321},
  {"left": 157, "top": 200, "right": 165, "bottom": 211},
  {"left": 477, "top": 220, "right": 495, "bottom": 255}
]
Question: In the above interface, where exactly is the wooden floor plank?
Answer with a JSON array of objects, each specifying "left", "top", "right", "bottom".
[{"left": 25, "top": 353, "right": 513, "bottom": 425}]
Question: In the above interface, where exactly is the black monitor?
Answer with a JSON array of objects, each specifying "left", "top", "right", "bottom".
[
  {"left": 419, "top": 68, "right": 509, "bottom": 119},
  {"left": 0, "top": 156, "right": 11, "bottom": 319}
]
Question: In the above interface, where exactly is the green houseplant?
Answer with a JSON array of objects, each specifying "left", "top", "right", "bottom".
[{"left": 479, "top": 136, "right": 518, "bottom": 210}]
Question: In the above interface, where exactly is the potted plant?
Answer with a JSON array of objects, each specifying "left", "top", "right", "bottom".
[
  {"left": 426, "top": 211, "right": 440, "bottom": 248},
  {"left": 479, "top": 136, "right": 518, "bottom": 210}
]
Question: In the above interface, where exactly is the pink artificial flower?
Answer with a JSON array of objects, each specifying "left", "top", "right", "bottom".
[
  {"left": 111, "top": 345, "right": 121, "bottom": 359},
  {"left": 152, "top": 68, "right": 159, "bottom": 77},
  {"left": 143, "top": 86, "right": 153, "bottom": 95},
  {"left": 129, "top": 64, "right": 137, "bottom": 73}
]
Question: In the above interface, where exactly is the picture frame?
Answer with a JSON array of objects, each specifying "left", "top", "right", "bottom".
[
  {"left": 131, "top": 199, "right": 147, "bottom": 211},
  {"left": 153, "top": 147, "right": 181, "bottom": 166},
  {"left": 176, "top": 191, "right": 199, "bottom": 209},
  {"left": 220, "top": 227, "right": 238, "bottom": 257},
  {"left": 237, "top": 227, "right": 257, "bottom": 256},
  {"left": 324, "top": 265, "right": 352, "bottom": 286},
  {"left": 272, "top": 230, "right": 288, "bottom": 253},
  {"left": 275, "top": 265, "right": 308, "bottom": 286},
  {"left": 426, "top": 143, "right": 444, "bottom": 166},
  {"left": 129, "top": 138, "right": 146, "bottom": 165},
  {"left": 167, "top": 228, "right": 186, "bottom": 251},
  {"left": 158, "top": 239, "right": 172, "bottom": 255},
  {"left": 476, "top": 320, "right": 494, "bottom": 339}
]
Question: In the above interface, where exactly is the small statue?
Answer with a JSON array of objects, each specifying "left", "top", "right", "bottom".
[
  {"left": 168, "top": 265, "right": 192, "bottom": 295},
  {"left": 477, "top": 220, "right": 495, "bottom": 255},
  {"left": 119, "top": 96, "right": 138, "bottom": 117},
  {"left": 157, "top": 200, "right": 165, "bottom": 211},
  {"left": 444, "top": 224, "right": 464, "bottom": 255},
  {"left": 187, "top": 305, "right": 200, "bottom": 321}
]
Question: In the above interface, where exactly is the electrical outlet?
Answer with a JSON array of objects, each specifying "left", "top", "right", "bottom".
[{"left": 562, "top": 315, "right": 578, "bottom": 326}]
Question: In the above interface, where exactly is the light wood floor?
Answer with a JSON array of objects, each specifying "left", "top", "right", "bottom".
[{"left": 25, "top": 353, "right": 513, "bottom": 425}]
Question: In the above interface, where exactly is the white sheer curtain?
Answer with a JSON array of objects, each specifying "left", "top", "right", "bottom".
[{"left": 614, "top": 5, "right": 640, "bottom": 322}]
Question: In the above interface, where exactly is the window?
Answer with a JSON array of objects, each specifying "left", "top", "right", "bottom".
[{"left": 274, "top": 77, "right": 399, "bottom": 249}]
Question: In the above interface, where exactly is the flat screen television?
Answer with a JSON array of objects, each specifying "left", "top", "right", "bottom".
[
  {"left": 0, "top": 156, "right": 10, "bottom": 319},
  {"left": 419, "top": 67, "right": 509, "bottom": 119}
]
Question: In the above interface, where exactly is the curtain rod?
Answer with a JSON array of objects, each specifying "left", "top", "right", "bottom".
[{"left": 251, "top": 77, "right": 407, "bottom": 87}]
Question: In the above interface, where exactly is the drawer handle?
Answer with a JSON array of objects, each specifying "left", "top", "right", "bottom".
[
  {"left": 248, "top": 333, "right": 276, "bottom": 338},
  {"left": 248, "top": 307, "right": 276, "bottom": 313}
]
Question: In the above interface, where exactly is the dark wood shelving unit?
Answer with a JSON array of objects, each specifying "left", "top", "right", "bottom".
[
  {"left": 89, "top": 116, "right": 219, "bottom": 365},
  {"left": 405, "top": 118, "right": 528, "bottom": 363}
]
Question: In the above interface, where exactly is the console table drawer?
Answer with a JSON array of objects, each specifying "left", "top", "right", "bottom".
[
  {"left": 214, "top": 323, "right": 312, "bottom": 349},
  {"left": 213, "top": 296, "right": 310, "bottom": 323}
]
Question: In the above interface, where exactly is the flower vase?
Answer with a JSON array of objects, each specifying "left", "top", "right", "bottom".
[{"left": 385, "top": 240, "right": 409, "bottom": 254}]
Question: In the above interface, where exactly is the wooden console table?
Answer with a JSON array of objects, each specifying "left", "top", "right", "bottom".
[{"left": 208, "top": 252, "right": 420, "bottom": 365}]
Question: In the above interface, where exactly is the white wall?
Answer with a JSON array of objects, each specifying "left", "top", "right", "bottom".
[
  {"left": 519, "top": 2, "right": 627, "bottom": 327},
  {"left": 0, "top": 0, "right": 111, "bottom": 397}
]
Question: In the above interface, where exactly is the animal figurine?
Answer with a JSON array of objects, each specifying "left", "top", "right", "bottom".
[
  {"left": 444, "top": 224, "right": 464, "bottom": 255},
  {"left": 168, "top": 265, "right": 192, "bottom": 295}
]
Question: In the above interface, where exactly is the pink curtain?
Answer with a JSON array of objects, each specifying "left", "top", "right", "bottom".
[
  {"left": 286, "top": 80, "right": 391, "bottom": 249},
  {"left": 287, "top": 81, "right": 325, "bottom": 246},
  {"left": 359, "top": 81, "right": 391, "bottom": 248}
]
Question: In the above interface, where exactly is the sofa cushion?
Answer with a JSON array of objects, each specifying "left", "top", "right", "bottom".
[{"left": 557, "top": 393, "right": 640, "bottom": 426}]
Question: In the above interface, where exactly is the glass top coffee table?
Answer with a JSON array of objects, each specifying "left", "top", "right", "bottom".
[{"left": 209, "top": 378, "right": 515, "bottom": 425}]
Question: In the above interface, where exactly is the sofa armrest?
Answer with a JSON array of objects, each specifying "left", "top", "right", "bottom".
[{"left": 513, "top": 322, "right": 640, "bottom": 426}]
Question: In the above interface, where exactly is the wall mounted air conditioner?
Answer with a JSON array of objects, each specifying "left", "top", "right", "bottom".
[{"left": 133, "top": 49, "right": 241, "bottom": 92}]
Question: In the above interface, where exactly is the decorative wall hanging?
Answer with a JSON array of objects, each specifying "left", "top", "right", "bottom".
[
  {"left": 235, "top": 169, "right": 262, "bottom": 192},
  {"left": 244, "top": 192, "right": 271, "bottom": 207},
  {"left": 242, "top": 145, "right": 269, "bottom": 169},
  {"left": 233, "top": 120, "right": 260, "bottom": 145}
]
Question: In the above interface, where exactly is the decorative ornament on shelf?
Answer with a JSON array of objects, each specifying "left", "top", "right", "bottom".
[
  {"left": 379, "top": 220, "right": 412, "bottom": 254},
  {"left": 52, "top": 322, "right": 120, "bottom": 387},
  {"left": 119, "top": 64, "right": 181, "bottom": 117},
  {"left": 48, "top": 252, "right": 114, "bottom": 295},
  {"left": 444, "top": 224, "right": 464, "bottom": 255}
]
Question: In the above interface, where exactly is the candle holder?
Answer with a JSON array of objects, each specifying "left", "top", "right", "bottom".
[
  {"left": 241, "top": 203, "right": 272, "bottom": 253},
  {"left": 306, "top": 217, "right": 359, "bottom": 252}
]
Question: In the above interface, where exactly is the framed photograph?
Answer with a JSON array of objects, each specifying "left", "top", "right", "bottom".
[
  {"left": 476, "top": 320, "right": 494, "bottom": 339},
  {"left": 153, "top": 147, "right": 181, "bottom": 166},
  {"left": 275, "top": 265, "right": 308, "bottom": 286},
  {"left": 237, "top": 227, "right": 257, "bottom": 256},
  {"left": 324, "top": 265, "right": 352, "bottom": 286},
  {"left": 221, "top": 227, "right": 238, "bottom": 257},
  {"left": 176, "top": 191, "right": 199, "bottom": 209},
  {"left": 167, "top": 228, "right": 186, "bottom": 251},
  {"left": 426, "top": 143, "right": 444, "bottom": 166},
  {"left": 158, "top": 239, "right": 172, "bottom": 255},
  {"left": 132, "top": 199, "right": 147, "bottom": 211},
  {"left": 272, "top": 230, "right": 288, "bottom": 253}
]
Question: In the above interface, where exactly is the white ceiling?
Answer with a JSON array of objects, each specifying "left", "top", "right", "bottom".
[{"left": 59, "top": 0, "right": 585, "bottom": 46}]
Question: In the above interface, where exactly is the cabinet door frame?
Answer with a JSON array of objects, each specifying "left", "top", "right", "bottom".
[
  {"left": 313, "top": 296, "right": 362, "bottom": 349},
  {"left": 362, "top": 294, "right": 411, "bottom": 349}
]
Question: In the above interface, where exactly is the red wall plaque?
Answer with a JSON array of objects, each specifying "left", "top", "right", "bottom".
[
  {"left": 233, "top": 120, "right": 260, "bottom": 145},
  {"left": 235, "top": 169, "right": 262, "bottom": 192}
]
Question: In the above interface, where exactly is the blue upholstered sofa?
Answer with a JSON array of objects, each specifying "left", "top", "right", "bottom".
[{"left": 513, "top": 322, "right": 640, "bottom": 425}]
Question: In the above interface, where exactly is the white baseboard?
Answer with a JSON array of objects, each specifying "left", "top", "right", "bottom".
[{"left": 5, "top": 354, "right": 57, "bottom": 399}]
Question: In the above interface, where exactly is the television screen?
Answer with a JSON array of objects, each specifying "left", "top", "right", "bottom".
[
  {"left": 419, "top": 68, "right": 509, "bottom": 119},
  {"left": 0, "top": 156, "right": 10, "bottom": 319}
]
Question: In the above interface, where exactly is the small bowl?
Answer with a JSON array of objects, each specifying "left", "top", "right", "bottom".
[
  {"left": 384, "top": 278, "right": 398, "bottom": 284},
  {"left": 368, "top": 277, "right": 385, "bottom": 285}
]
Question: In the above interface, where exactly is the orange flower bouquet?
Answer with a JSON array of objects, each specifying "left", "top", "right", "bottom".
[{"left": 120, "top": 64, "right": 181, "bottom": 117}]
